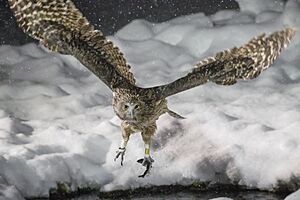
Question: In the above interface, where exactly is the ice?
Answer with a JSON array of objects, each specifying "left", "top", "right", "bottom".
[{"left": 0, "top": 0, "right": 300, "bottom": 199}]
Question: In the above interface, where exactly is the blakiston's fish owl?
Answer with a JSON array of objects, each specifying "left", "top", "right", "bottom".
[{"left": 8, "top": 0, "right": 296, "bottom": 177}]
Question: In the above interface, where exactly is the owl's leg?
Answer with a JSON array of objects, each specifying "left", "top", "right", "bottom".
[
  {"left": 137, "top": 126, "right": 156, "bottom": 178},
  {"left": 114, "top": 122, "right": 133, "bottom": 166}
]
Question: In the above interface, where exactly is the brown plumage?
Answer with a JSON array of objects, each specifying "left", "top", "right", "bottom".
[{"left": 8, "top": 0, "right": 296, "bottom": 177}]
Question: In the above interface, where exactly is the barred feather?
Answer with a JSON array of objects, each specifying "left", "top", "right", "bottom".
[
  {"left": 152, "top": 28, "right": 296, "bottom": 98},
  {"left": 8, "top": 0, "right": 136, "bottom": 87}
]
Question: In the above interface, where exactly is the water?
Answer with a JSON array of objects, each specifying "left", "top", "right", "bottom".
[{"left": 71, "top": 191, "right": 285, "bottom": 200}]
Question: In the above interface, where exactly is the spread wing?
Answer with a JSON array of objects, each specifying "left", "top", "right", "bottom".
[
  {"left": 151, "top": 28, "right": 296, "bottom": 99},
  {"left": 8, "top": 0, "right": 136, "bottom": 89}
]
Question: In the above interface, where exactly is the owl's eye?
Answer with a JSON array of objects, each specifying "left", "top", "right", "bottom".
[
  {"left": 123, "top": 105, "right": 129, "bottom": 110},
  {"left": 134, "top": 105, "right": 140, "bottom": 109}
]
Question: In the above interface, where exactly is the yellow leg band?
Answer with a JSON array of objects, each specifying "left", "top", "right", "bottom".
[{"left": 145, "top": 148, "right": 150, "bottom": 155}]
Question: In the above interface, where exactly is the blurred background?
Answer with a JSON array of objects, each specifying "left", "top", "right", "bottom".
[{"left": 0, "top": 0, "right": 240, "bottom": 45}]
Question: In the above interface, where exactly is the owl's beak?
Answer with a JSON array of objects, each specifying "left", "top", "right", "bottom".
[
  {"left": 125, "top": 104, "right": 137, "bottom": 121},
  {"left": 128, "top": 109, "right": 134, "bottom": 119}
]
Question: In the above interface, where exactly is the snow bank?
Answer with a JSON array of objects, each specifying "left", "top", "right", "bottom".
[
  {"left": 0, "top": 185, "right": 23, "bottom": 200},
  {"left": 236, "top": 0, "right": 285, "bottom": 14},
  {"left": 210, "top": 198, "right": 233, "bottom": 200},
  {"left": 1, "top": 0, "right": 300, "bottom": 199},
  {"left": 285, "top": 189, "right": 300, "bottom": 200}
]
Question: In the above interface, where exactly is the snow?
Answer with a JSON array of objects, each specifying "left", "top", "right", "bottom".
[
  {"left": 0, "top": 185, "right": 23, "bottom": 200},
  {"left": 0, "top": 0, "right": 300, "bottom": 199},
  {"left": 285, "top": 189, "right": 300, "bottom": 200},
  {"left": 209, "top": 198, "right": 233, "bottom": 200},
  {"left": 116, "top": 20, "right": 154, "bottom": 41},
  {"left": 236, "top": 0, "right": 285, "bottom": 14}
]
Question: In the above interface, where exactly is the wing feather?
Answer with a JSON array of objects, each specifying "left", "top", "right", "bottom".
[
  {"left": 8, "top": 0, "right": 136, "bottom": 88},
  {"left": 151, "top": 28, "right": 296, "bottom": 99}
]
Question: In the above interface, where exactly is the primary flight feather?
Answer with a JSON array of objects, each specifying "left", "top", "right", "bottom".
[{"left": 8, "top": 0, "right": 296, "bottom": 177}]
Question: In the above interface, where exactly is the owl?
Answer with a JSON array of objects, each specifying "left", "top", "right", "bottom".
[{"left": 8, "top": 0, "right": 296, "bottom": 177}]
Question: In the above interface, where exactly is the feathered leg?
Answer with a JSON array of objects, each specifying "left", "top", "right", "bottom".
[
  {"left": 114, "top": 121, "right": 133, "bottom": 166},
  {"left": 137, "top": 125, "right": 156, "bottom": 178}
]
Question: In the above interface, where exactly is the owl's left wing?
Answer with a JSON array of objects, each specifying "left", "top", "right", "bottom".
[
  {"left": 8, "top": 0, "right": 136, "bottom": 90},
  {"left": 150, "top": 28, "right": 296, "bottom": 99}
]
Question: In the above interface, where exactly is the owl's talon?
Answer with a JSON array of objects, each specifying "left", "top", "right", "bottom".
[
  {"left": 114, "top": 147, "right": 126, "bottom": 166},
  {"left": 137, "top": 156, "right": 154, "bottom": 178}
]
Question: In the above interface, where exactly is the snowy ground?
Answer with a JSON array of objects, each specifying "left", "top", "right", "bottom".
[{"left": 1, "top": 0, "right": 300, "bottom": 199}]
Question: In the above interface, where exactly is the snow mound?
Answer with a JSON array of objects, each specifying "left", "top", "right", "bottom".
[
  {"left": 1, "top": 0, "right": 300, "bottom": 199},
  {"left": 116, "top": 20, "right": 154, "bottom": 41},
  {"left": 0, "top": 185, "right": 23, "bottom": 200},
  {"left": 236, "top": 0, "right": 285, "bottom": 14},
  {"left": 285, "top": 189, "right": 300, "bottom": 200}
]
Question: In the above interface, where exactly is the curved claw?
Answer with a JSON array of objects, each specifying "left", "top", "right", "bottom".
[
  {"left": 137, "top": 156, "right": 154, "bottom": 178},
  {"left": 114, "top": 147, "right": 126, "bottom": 166}
]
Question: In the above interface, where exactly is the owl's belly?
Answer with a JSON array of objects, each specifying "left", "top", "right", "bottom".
[{"left": 124, "top": 109, "right": 166, "bottom": 132}]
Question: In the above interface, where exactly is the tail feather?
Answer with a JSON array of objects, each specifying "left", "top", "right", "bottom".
[{"left": 167, "top": 109, "right": 185, "bottom": 119}]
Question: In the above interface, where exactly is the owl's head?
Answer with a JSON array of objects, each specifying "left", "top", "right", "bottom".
[{"left": 112, "top": 90, "right": 159, "bottom": 123}]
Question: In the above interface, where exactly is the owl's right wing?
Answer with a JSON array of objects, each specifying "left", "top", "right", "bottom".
[
  {"left": 150, "top": 28, "right": 296, "bottom": 99},
  {"left": 8, "top": 0, "right": 136, "bottom": 90}
]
